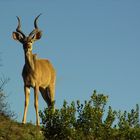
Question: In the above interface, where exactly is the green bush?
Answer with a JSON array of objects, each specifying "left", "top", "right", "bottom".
[{"left": 39, "top": 90, "right": 140, "bottom": 140}]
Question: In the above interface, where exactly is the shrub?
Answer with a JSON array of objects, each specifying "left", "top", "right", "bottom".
[
  {"left": 0, "top": 77, "right": 14, "bottom": 118},
  {"left": 40, "top": 90, "right": 140, "bottom": 140}
]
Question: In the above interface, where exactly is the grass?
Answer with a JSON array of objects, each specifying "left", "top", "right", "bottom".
[{"left": 0, "top": 115, "right": 44, "bottom": 140}]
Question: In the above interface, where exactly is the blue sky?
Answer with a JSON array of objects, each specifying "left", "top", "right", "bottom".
[{"left": 0, "top": 0, "right": 140, "bottom": 123}]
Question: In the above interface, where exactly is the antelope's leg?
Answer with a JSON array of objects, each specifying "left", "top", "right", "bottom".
[
  {"left": 34, "top": 86, "right": 40, "bottom": 126},
  {"left": 48, "top": 83, "right": 55, "bottom": 111},
  {"left": 22, "top": 86, "right": 30, "bottom": 124},
  {"left": 39, "top": 87, "right": 51, "bottom": 107}
]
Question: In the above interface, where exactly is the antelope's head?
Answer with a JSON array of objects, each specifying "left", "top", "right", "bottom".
[{"left": 12, "top": 14, "right": 42, "bottom": 52}]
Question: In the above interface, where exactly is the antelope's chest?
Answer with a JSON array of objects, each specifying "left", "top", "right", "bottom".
[
  {"left": 22, "top": 67, "right": 36, "bottom": 87},
  {"left": 24, "top": 75, "right": 36, "bottom": 87}
]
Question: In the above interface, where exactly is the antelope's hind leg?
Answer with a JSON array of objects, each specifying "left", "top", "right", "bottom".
[
  {"left": 39, "top": 87, "right": 51, "bottom": 107},
  {"left": 48, "top": 82, "right": 55, "bottom": 111}
]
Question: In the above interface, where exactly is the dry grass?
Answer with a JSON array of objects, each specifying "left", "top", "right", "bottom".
[{"left": 0, "top": 115, "right": 44, "bottom": 140}]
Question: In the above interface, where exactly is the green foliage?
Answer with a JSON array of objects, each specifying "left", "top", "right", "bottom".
[
  {"left": 39, "top": 101, "right": 77, "bottom": 140},
  {"left": 40, "top": 90, "right": 140, "bottom": 140}
]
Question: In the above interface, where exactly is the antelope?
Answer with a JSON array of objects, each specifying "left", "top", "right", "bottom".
[{"left": 12, "top": 14, "right": 56, "bottom": 126}]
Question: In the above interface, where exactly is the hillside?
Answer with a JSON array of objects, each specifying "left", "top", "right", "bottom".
[{"left": 0, "top": 115, "right": 44, "bottom": 140}]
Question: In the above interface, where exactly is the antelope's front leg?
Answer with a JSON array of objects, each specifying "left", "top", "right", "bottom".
[
  {"left": 22, "top": 86, "right": 30, "bottom": 124},
  {"left": 34, "top": 86, "right": 40, "bottom": 126}
]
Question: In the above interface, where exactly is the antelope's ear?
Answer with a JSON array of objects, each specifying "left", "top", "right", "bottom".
[
  {"left": 33, "top": 31, "right": 42, "bottom": 41},
  {"left": 12, "top": 32, "right": 23, "bottom": 42}
]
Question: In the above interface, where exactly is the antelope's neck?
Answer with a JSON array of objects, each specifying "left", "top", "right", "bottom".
[{"left": 24, "top": 50, "right": 35, "bottom": 71}]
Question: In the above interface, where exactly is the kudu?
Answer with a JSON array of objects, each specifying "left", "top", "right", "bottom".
[{"left": 12, "top": 14, "right": 56, "bottom": 126}]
